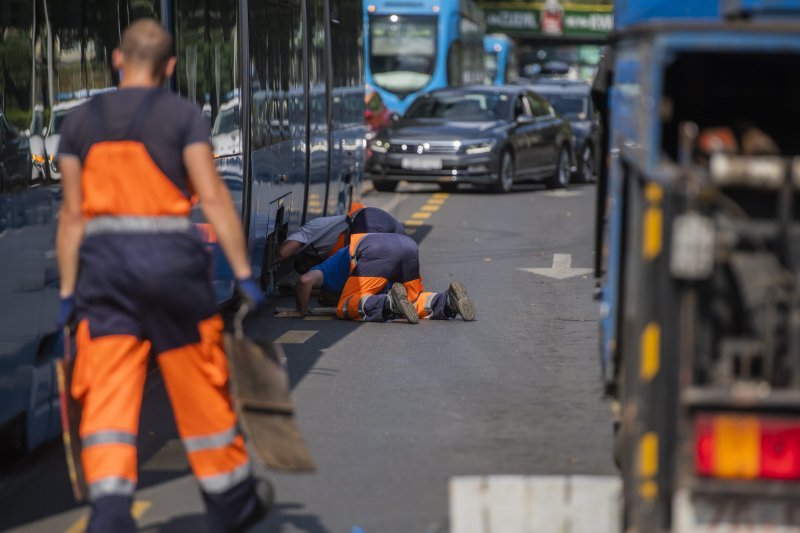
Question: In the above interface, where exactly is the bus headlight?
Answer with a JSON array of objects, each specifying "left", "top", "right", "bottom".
[{"left": 465, "top": 141, "right": 495, "bottom": 155}]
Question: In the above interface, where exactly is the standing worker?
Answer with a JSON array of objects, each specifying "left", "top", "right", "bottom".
[{"left": 56, "top": 20, "right": 270, "bottom": 532}]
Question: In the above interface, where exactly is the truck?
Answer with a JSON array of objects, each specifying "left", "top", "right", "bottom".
[{"left": 594, "top": 0, "right": 800, "bottom": 530}]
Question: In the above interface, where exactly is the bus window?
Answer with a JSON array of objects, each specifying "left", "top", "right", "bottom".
[
  {"left": 174, "top": 0, "right": 240, "bottom": 157},
  {"left": 369, "top": 14, "right": 437, "bottom": 96}
]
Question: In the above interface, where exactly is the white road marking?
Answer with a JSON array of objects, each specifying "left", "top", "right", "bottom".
[
  {"left": 449, "top": 475, "right": 621, "bottom": 533},
  {"left": 366, "top": 193, "right": 408, "bottom": 215},
  {"left": 541, "top": 190, "right": 583, "bottom": 198},
  {"left": 519, "top": 253, "right": 593, "bottom": 280}
]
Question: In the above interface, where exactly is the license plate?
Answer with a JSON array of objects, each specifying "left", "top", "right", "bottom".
[
  {"left": 401, "top": 157, "right": 442, "bottom": 171},
  {"left": 674, "top": 489, "right": 800, "bottom": 532}
]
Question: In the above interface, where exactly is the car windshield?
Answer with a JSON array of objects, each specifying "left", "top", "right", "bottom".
[
  {"left": 212, "top": 105, "right": 240, "bottom": 135},
  {"left": 369, "top": 15, "right": 437, "bottom": 95},
  {"left": 541, "top": 93, "right": 589, "bottom": 121},
  {"left": 405, "top": 93, "right": 512, "bottom": 122}
]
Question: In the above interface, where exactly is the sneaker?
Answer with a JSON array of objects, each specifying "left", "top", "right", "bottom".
[
  {"left": 447, "top": 281, "right": 476, "bottom": 321},
  {"left": 388, "top": 283, "right": 419, "bottom": 324}
]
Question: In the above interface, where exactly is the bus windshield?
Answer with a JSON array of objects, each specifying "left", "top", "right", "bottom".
[
  {"left": 369, "top": 15, "right": 437, "bottom": 95},
  {"left": 405, "top": 92, "right": 511, "bottom": 122}
]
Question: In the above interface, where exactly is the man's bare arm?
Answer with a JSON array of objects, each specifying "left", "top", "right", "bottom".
[
  {"left": 278, "top": 240, "right": 303, "bottom": 262},
  {"left": 294, "top": 270, "right": 323, "bottom": 315},
  {"left": 183, "top": 143, "right": 252, "bottom": 279},
  {"left": 56, "top": 156, "right": 85, "bottom": 297}
]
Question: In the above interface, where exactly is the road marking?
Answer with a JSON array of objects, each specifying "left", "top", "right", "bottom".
[
  {"left": 541, "top": 190, "right": 583, "bottom": 198},
  {"left": 420, "top": 204, "right": 440, "bottom": 212},
  {"left": 274, "top": 330, "right": 318, "bottom": 344},
  {"left": 404, "top": 219, "right": 424, "bottom": 226},
  {"left": 432, "top": 192, "right": 450, "bottom": 198},
  {"left": 518, "top": 253, "right": 592, "bottom": 280},
  {"left": 375, "top": 193, "right": 408, "bottom": 215},
  {"left": 66, "top": 500, "right": 151, "bottom": 533},
  {"left": 449, "top": 475, "right": 621, "bottom": 533},
  {"left": 411, "top": 212, "right": 431, "bottom": 220},
  {"left": 427, "top": 197, "right": 446, "bottom": 205}
]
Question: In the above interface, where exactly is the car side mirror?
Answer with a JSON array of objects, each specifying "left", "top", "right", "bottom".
[{"left": 516, "top": 114, "right": 535, "bottom": 124}]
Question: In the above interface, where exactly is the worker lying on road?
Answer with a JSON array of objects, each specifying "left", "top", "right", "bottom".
[
  {"left": 278, "top": 232, "right": 476, "bottom": 323},
  {"left": 278, "top": 205, "right": 405, "bottom": 274},
  {"left": 56, "top": 19, "right": 270, "bottom": 533}
]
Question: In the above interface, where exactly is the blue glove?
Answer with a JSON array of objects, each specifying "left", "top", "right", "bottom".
[
  {"left": 58, "top": 295, "right": 75, "bottom": 329},
  {"left": 236, "top": 277, "right": 265, "bottom": 311}
]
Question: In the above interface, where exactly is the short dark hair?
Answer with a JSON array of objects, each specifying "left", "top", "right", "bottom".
[{"left": 120, "top": 19, "right": 173, "bottom": 76}]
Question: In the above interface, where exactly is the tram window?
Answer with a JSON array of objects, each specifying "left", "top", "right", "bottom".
[
  {"left": 174, "top": 0, "right": 240, "bottom": 156},
  {"left": 307, "top": 0, "right": 327, "bottom": 135}
]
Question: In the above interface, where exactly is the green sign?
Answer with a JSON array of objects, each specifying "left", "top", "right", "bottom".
[{"left": 481, "top": 2, "right": 613, "bottom": 38}]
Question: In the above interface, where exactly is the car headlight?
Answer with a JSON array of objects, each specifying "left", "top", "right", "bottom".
[
  {"left": 370, "top": 139, "right": 389, "bottom": 153},
  {"left": 31, "top": 154, "right": 46, "bottom": 165},
  {"left": 465, "top": 141, "right": 495, "bottom": 155}
]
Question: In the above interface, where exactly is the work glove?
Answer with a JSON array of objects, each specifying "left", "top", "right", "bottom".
[
  {"left": 236, "top": 276, "right": 266, "bottom": 312},
  {"left": 58, "top": 295, "right": 75, "bottom": 329}
]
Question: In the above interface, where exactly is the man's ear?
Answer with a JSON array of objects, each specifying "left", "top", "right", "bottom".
[
  {"left": 164, "top": 57, "right": 177, "bottom": 78},
  {"left": 112, "top": 48, "right": 124, "bottom": 72}
]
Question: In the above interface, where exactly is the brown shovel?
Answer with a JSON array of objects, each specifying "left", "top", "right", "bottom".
[{"left": 224, "top": 305, "right": 316, "bottom": 472}]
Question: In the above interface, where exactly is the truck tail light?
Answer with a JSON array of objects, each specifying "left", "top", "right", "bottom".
[{"left": 695, "top": 414, "right": 800, "bottom": 480}]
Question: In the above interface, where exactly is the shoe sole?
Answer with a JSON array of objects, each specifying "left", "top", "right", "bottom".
[
  {"left": 390, "top": 283, "right": 419, "bottom": 324},
  {"left": 449, "top": 281, "right": 476, "bottom": 321}
]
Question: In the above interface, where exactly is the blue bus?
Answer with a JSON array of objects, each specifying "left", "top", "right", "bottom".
[
  {"left": 364, "top": 0, "right": 486, "bottom": 115},
  {"left": 0, "top": 0, "right": 364, "bottom": 454},
  {"left": 483, "top": 34, "right": 519, "bottom": 86}
]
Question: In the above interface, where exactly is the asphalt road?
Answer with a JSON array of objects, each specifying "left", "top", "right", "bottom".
[{"left": 0, "top": 181, "right": 615, "bottom": 533}]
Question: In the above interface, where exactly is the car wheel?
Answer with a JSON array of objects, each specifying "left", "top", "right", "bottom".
[
  {"left": 439, "top": 182, "right": 458, "bottom": 193},
  {"left": 546, "top": 145, "right": 570, "bottom": 189},
  {"left": 490, "top": 150, "right": 514, "bottom": 193},
  {"left": 579, "top": 146, "right": 596, "bottom": 183},
  {"left": 372, "top": 180, "right": 398, "bottom": 193}
]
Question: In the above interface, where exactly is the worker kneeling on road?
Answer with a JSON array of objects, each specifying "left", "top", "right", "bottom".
[
  {"left": 56, "top": 20, "right": 270, "bottom": 533},
  {"left": 278, "top": 205, "right": 405, "bottom": 274},
  {"left": 283, "top": 232, "right": 476, "bottom": 323}
]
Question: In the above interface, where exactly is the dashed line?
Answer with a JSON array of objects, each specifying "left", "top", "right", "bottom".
[
  {"left": 274, "top": 330, "right": 318, "bottom": 344},
  {"left": 420, "top": 204, "right": 440, "bottom": 212},
  {"left": 404, "top": 193, "right": 449, "bottom": 231},
  {"left": 411, "top": 212, "right": 431, "bottom": 220},
  {"left": 405, "top": 219, "right": 425, "bottom": 227},
  {"left": 66, "top": 500, "right": 151, "bottom": 533},
  {"left": 427, "top": 198, "right": 446, "bottom": 205},
  {"left": 432, "top": 192, "right": 450, "bottom": 199}
]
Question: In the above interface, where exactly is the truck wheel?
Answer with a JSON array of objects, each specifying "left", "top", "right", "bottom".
[
  {"left": 490, "top": 150, "right": 514, "bottom": 193},
  {"left": 372, "top": 180, "right": 398, "bottom": 193},
  {"left": 546, "top": 146, "right": 570, "bottom": 189}
]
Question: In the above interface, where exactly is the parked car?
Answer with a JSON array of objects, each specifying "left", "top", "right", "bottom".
[
  {"left": 366, "top": 86, "right": 575, "bottom": 193},
  {"left": 529, "top": 81, "right": 600, "bottom": 183}
]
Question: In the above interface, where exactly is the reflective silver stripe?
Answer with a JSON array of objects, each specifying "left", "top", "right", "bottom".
[
  {"left": 197, "top": 461, "right": 252, "bottom": 494},
  {"left": 424, "top": 294, "right": 435, "bottom": 318},
  {"left": 183, "top": 425, "right": 238, "bottom": 453},
  {"left": 341, "top": 297, "right": 352, "bottom": 318},
  {"left": 358, "top": 295, "right": 371, "bottom": 320},
  {"left": 82, "top": 430, "right": 136, "bottom": 449},
  {"left": 85, "top": 216, "right": 191, "bottom": 236},
  {"left": 88, "top": 477, "right": 136, "bottom": 500}
]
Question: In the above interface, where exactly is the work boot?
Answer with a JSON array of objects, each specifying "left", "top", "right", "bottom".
[
  {"left": 387, "top": 283, "right": 419, "bottom": 324},
  {"left": 446, "top": 281, "right": 476, "bottom": 321},
  {"left": 238, "top": 475, "right": 275, "bottom": 532}
]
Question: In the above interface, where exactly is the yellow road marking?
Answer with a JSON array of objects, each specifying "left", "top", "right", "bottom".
[
  {"left": 421, "top": 204, "right": 440, "bottom": 212},
  {"left": 405, "top": 219, "right": 424, "bottom": 226},
  {"left": 274, "top": 330, "right": 318, "bottom": 344},
  {"left": 432, "top": 192, "right": 450, "bottom": 198},
  {"left": 640, "top": 323, "right": 660, "bottom": 381},
  {"left": 411, "top": 212, "right": 431, "bottom": 220},
  {"left": 427, "top": 198, "right": 446, "bottom": 205},
  {"left": 66, "top": 501, "right": 151, "bottom": 533}
]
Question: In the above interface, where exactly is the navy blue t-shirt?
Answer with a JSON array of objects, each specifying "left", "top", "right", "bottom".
[
  {"left": 57, "top": 87, "right": 211, "bottom": 196},
  {"left": 311, "top": 247, "right": 351, "bottom": 293}
]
